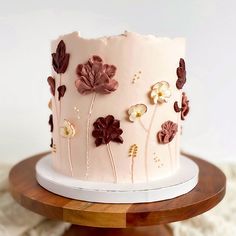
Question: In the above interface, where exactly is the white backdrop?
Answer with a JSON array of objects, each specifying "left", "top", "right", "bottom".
[{"left": 0, "top": 0, "right": 235, "bottom": 164}]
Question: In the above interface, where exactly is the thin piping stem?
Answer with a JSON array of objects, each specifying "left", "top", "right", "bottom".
[
  {"left": 144, "top": 104, "right": 158, "bottom": 182},
  {"left": 107, "top": 143, "right": 117, "bottom": 183},
  {"left": 67, "top": 138, "right": 73, "bottom": 176},
  {"left": 85, "top": 92, "right": 96, "bottom": 179}
]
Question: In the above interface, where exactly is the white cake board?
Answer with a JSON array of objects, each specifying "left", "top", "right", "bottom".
[{"left": 36, "top": 155, "right": 199, "bottom": 203}]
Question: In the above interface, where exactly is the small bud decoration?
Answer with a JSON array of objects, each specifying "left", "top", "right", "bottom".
[
  {"left": 57, "top": 85, "right": 66, "bottom": 101},
  {"left": 48, "top": 114, "right": 53, "bottom": 132},
  {"left": 48, "top": 99, "right": 52, "bottom": 110},
  {"left": 47, "top": 76, "right": 56, "bottom": 96},
  {"left": 150, "top": 81, "right": 171, "bottom": 104},
  {"left": 176, "top": 58, "right": 186, "bottom": 89},
  {"left": 174, "top": 92, "right": 190, "bottom": 120},
  {"left": 128, "top": 104, "right": 147, "bottom": 122}
]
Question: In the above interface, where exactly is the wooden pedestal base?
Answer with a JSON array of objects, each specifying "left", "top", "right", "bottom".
[
  {"left": 9, "top": 152, "right": 226, "bottom": 236},
  {"left": 63, "top": 225, "right": 172, "bottom": 236}
]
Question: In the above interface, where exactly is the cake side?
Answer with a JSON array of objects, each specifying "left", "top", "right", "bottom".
[{"left": 48, "top": 31, "right": 189, "bottom": 183}]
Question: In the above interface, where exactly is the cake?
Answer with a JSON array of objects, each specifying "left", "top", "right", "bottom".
[{"left": 47, "top": 31, "right": 189, "bottom": 184}]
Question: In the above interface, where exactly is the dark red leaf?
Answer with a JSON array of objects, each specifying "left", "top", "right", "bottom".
[{"left": 57, "top": 85, "right": 66, "bottom": 101}]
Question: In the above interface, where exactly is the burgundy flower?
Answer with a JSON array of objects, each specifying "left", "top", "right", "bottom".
[
  {"left": 157, "top": 121, "right": 178, "bottom": 144},
  {"left": 176, "top": 58, "right": 186, "bottom": 89},
  {"left": 47, "top": 76, "right": 55, "bottom": 96},
  {"left": 49, "top": 114, "right": 53, "bottom": 132},
  {"left": 57, "top": 85, "right": 66, "bottom": 101},
  {"left": 92, "top": 115, "right": 123, "bottom": 147},
  {"left": 75, "top": 55, "right": 118, "bottom": 94},
  {"left": 52, "top": 40, "right": 70, "bottom": 74},
  {"left": 174, "top": 92, "right": 190, "bottom": 120}
]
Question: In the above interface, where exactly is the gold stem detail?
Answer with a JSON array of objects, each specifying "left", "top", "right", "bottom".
[
  {"left": 107, "top": 143, "right": 117, "bottom": 183},
  {"left": 144, "top": 104, "right": 158, "bottom": 182},
  {"left": 67, "top": 138, "right": 73, "bottom": 176},
  {"left": 85, "top": 93, "right": 96, "bottom": 179}
]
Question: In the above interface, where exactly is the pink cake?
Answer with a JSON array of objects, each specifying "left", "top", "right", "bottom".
[{"left": 47, "top": 31, "right": 189, "bottom": 184}]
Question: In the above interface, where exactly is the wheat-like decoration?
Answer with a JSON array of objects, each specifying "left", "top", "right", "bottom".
[{"left": 129, "top": 144, "right": 138, "bottom": 183}]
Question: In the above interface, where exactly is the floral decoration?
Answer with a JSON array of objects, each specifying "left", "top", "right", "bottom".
[
  {"left": 129, "top": 144, "right": 138, "bottom": 183},
  {"left": 150, "top": 81, "right": 171, "bottom": 104},
  {"left": 48, "top": 114, "right": 53, "bottom": 132},
  {"left": 176, "top": 58, "right": 186, "bottom": 89},
  {"left": 48, "top": 99, "right": 52, "bottom": 110},
  {"left": 50, "top": 138, "right": 53, "bottom": 148},
  {"left": 57, "top": 85, "right": 66, "bottom": 101},
  {"left": 129, "top": 144, "right": 138, "bottom": 158},
  {"left": 52, "top": 40, "right": 70, "bottom": 74},
  {"left": 92, "top": 115, "right": 123, "bottom": 147},
  {"left": 75, "top": 55, "right": 119, "bottom": 179},
  {"left": 47, "top": 76, "right": 55, "bottom": 96},
  {"left": 157, "top": 121, "right": 178, "bottom": 144},
  {"left": 60, "top": 120, "right": 75, "bottom": 176},
  {"left": 128, "top": 104, "right": 147, "bottom": 122},
  {"left": 75, "top": 55, "right": 118, "bottom": 94},
  {"left": 174, "top": 92, "right": 190, "bottom": 120},
  {"left": 60, "top": 120, "right": 76, "bottom": 138}
]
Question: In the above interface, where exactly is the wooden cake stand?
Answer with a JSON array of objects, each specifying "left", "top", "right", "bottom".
[{"left": 9, "top": 152, "right": 226, "bottom": 236}]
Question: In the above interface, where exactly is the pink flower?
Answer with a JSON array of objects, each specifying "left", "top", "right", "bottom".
[
  {"left": 157, "top": 121, "right": 178, "bottom": 144},
  {"left": 75, "top": 56, "right": 118, "bottom": 94}
]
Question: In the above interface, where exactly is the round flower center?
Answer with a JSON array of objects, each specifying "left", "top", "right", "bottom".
[
  {"left": 158, "top": 92, "right": 163, "bottom": 97},
  {"left": 135, "top": 111, "right": 142, "bottom": 117},
  {"left": 64, "top": 128, "right": 70, "bottom": 136}
]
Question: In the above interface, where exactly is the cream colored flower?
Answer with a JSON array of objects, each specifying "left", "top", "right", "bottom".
[
  {"left": 60, "top": 120, "right": 76, "bottom": 138},
  {"left": 48, "top": 99, "right": 52, "bottom": 110},
  {"left": 150, "top": 81, "right": 171, "bottom": 104},
  {"left": 128, "top": 104, "right": 147, "bottom": 122}
]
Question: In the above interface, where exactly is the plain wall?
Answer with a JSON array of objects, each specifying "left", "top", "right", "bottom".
[{"left": 0, "top": 0, "right": 235, "bottom": 164}]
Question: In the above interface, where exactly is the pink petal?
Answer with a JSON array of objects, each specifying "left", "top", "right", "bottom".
[
  {"left": 92, "top": 55, "right": 103, "bottom": 63},
  {"left": 75, "top": 79, "right": 93, "bottom": 94},
  {"left": 104, "top": 64, "right": 117, "bottom": 78}
]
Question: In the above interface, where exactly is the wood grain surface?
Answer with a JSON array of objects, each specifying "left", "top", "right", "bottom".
[{"left": 9, "top": 152, "right": 226, "bottom": 229}]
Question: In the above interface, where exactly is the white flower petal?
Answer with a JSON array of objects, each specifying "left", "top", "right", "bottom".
[
  {"left": 152, "top": 82, "right": 162, "bottom": 90},
  {"left": 153, "top": 96, "right": 158, "bottom": 104},
  {"left": 129, "top": 113, "right": 137, "bottom": 122},
  {"left": 163, "top": 89, "right": 171, "bottom": 98},
  {"left": 128, "top": 105, "right": 137, "bottom": 115},
  {"left": 150, "top": 90, "right": 158, "bottom": 98},
  {"left": 136, "top": 104, "right": 147, "bottom": 114}
]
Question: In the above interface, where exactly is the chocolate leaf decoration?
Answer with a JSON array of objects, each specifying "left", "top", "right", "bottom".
[
  {"left": 52, "top": 40, "right": 70, "bottom": 74},
  {"left": 176, "top": 58, "right": 186, "bottom": 90},
  {"left": 50, "top": 138, "right": 53, "bottom": 148},
  {"left": 174, "top": 101, "right": 181, "bottom": 112},
  {"left": 181, "top": 92, "right": 190, "bottom": 120},
  {"left": 47, "top": 76, "right": 55, "bottom": 96},
  {"left": 57, "top": 85, "right": 66, "bottom": 101},
  {"left": 49, "top": 114, "right": 53, "bottom": 132},
  {"left": 173, "top": 93, "right": 190, "bottom": 120}
]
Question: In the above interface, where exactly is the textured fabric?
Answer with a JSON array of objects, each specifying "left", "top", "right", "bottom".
[
  {"left": 0, "top": 164, "right": 69, "bottom": 236},
  {"left": 171, "top": 163, "right": 236, "bottom": 235},
  {"left": 0, "top": 162, "right": 235, "bottom": 236}
]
